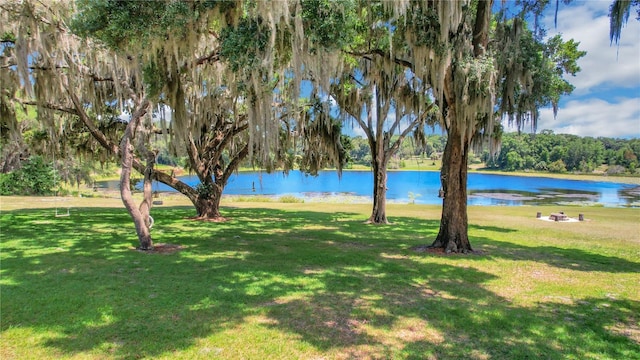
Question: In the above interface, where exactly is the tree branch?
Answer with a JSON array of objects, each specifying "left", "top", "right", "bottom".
[
  {"left": 186, "top": 132, "right": 207, "bottom": 181},
  {"left": 345, "top": 49, "right": 414, "bottom": 69},
  {"left": 473, "top": 0, "right": 492, "bottom": 57},
  {"left": 194, "top": 50, "right": 220, "bottom": 66},
  {"left": 222, "top": 143, "right": 249, "bottom": 186},
  {"left": 19, "top": 100, "right": 78, "bottom": 116},
  {"left": 388, "top": 103, "right": 435, "bottom": 156}
]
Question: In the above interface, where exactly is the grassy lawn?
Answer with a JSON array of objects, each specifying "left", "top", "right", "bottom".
[{"left": 1, "top": 197, "right": 639, "bottom": 359}]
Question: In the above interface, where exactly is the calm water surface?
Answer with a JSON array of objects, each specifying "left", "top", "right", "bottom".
[{"left": 108, "top": 170, "right": 640, "bottom": 207}]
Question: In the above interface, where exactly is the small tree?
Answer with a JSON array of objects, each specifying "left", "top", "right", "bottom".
[
  {"left": 299, "top": 1, "right": 436, "bottom": 224},
  {"left": 0, "top": 156, "right": 56, "bottom": 195},
  {"left": 2, "top": 0, "right": 159, "bottom": 248},
  {"left": 332, "top": 60, "right": 434, "bottom": 224}
]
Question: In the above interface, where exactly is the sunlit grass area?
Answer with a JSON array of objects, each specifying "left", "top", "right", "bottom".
[{"left": 1, "top": 197, "right": 639, "bottom": 359}]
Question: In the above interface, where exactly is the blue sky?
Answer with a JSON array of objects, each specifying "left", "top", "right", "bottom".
[{"left": 516, "top": 1, "right": 640, "bottom": 138}]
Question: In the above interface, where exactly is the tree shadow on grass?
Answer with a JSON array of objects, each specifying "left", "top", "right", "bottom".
[
  {"left": 483, "top": 240, "right": 640, "bottom": 272},
  {"left": 266, "top": 266, "right": 640, "bottom": 359},
  {"left": 466, "top": 224, "right": 640, "bottom": 273},
  {"left": 396, "top": 296, "right": 640, "bottom": 359},
  {"left": 1, "top": 206, "right": 638, "bottom": 359},
  {"left": 3, "top": 206, "right": 386, "bottom": 358},
  {"left": 255, "top": 213, "right": 639, "bottom": 358},
  {"left": 470, "top": 224, "right": 518, "bottom": 233}
]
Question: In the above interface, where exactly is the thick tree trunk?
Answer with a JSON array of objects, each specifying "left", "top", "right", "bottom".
[
  {"left": 119, "top": 101, "right": 153, "bottom": 250},
  {"left": 430, "top": 127, "right": 473, "bottom": 253},
  {"left": 368, "top": 156, "right": 388, "bottom": 224},
  {"left": 194, "top": 185, "right": 224, "bottom": 220},
  {"left": 427, "top": 1, "right": 493, "bottom": 253}
]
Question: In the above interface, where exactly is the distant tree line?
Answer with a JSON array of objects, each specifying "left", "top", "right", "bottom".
[
  {"left": 482, "top": 130, "right": 640, "bottom": 175},
  {"left": 341, "top": 131, "right": 640, "bottom": 176},
  {"left": 344, "top": 134, "right": 447, "bottom": 168}
]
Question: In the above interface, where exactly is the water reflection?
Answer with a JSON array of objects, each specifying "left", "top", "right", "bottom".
[
  {"left": 468, "top": 189, "right": 602, "bottom": 206},
  {"left": 618, "top": 186, "right": 640, "bottom": 207}
]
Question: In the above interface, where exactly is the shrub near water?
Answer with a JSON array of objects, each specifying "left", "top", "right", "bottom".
[
  {"left": 279, "top": 195, "right": 304, "bottom": 203},
  {"left": 226, "top": 195, "right": 304, "bottom": 203}
]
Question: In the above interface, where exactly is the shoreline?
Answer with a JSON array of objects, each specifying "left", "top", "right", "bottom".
[
  {"left": 95, "top": 164, "right": 640, "bottom": 185},
  {"left": 4, "top": 182, "right": 639, "bottom": 211},
  {"left": 3, "top": 194, "right": 639, "bottom": 212},
  {"left": 236, "top": 167, "right": 640, "bottom": 185},
  {"left": 467, "top": 169, "right": 640, "bottom": 185}
]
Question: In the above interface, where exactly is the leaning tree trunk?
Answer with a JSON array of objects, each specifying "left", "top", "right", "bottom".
[
  {"left": 430, "top": 125, "right": 473, "bottom": 253},
  {"left": 368, "top": 155, "right": 389, "bottom": 224},
  {"left": 119, "top": 100, "right": 153, "bottom": 250},
  {"left": 138, "top": 149, "right": 156, "bottom": 232}
]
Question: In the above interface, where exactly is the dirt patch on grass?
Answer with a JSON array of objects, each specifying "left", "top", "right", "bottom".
[
  {"left": 188, "top": 216, "right": 228, "bottom": 222},
  {"left": 608, "top": 321, "right": 640, "bottom": 345},
  {"left": 410, "top": 245, "right": 486, "bottom": 256},
  {"left": 132, "top": 243, "right": 185, "bottom": 254}
]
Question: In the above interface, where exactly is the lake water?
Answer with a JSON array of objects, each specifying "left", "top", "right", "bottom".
[{"left": 104, "top": 170, "right": 640, "bottom": 207}]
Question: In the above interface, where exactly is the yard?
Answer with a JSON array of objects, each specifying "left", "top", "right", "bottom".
[{"left": 1, "top": 197, "right": 639, "bottom": 359}]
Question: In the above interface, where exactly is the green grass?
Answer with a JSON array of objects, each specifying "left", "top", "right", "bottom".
[{"left": 1, "top": 198, "right": 639, "bottom": 359}]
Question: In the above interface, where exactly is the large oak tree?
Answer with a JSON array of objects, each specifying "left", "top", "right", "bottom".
[
  {"left": 385, "top": 1, "right": 584, "bottom": 252},
  {"left": 291, "top": 1, "right": 583, "bottom": 242}
]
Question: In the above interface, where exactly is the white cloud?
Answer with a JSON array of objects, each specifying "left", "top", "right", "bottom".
[
  {"left": 536, "top": 98, "right": 640, "bottom": 138},
  {"left": 528, "top": 1, "right": 640, "bottom": 138},
  {"left": 550, "top": 2, "right": 640, "bottom": 93}
]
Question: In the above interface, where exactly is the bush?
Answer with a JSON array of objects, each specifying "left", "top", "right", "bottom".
[
  {"left": 0, "top": 172, "right": 20, "bottom": 195},
  {"left": 469, "top": 156, "right": 483, "bottom": 165},
  {"left": 279, "top": 195, "right": 304, "bottom": 203},
  {"left": 606, "top": 165, "right": 626, "bottom": 175},
  {"left": 534, "top": 161, "right": 548, "bottom": 171},
  {"left": 548, "top": 159, "right": 567, "bottom": 173},
  {"left": 0, "top": 156, "right": 57, "bottom": 195}
]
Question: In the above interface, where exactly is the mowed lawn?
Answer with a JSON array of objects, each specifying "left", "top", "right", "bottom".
[{"left": 1, "top": 196, "right": 639, "bottom": 359}]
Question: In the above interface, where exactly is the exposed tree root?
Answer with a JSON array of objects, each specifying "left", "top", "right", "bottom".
[
  {"left": 411, "top": 244, "right": 483, "bottom": 256},
  {"left": 134, "top": 243, "right": 184, "bottom": 254},
  {"left": 189, "top": 216, "right": 228, "bottom": 222},
  {"left": 364, "top": 218, "right": 390, "bottom": 225}
]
